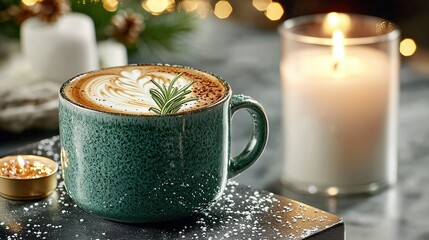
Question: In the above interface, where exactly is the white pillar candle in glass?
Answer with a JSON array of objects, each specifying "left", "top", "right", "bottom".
[
  {"left": 21, "top": 13, "right": 99, "bottom": 83},
  {"left": 279, "top": 13, "right": 400, "bottom": 196}
]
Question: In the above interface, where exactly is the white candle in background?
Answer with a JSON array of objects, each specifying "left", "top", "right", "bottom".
[
  {"left": 281, "top": 46, "right": 394, "bottom": 187},
  {"left": 97, "top": 40, "right": 128, "bottom": 68},
  {"left": 279, "top": 13, "right": 399, "bottom": 195},
  {"left": 21, "top": 13, "right": 99, "bottom": 83}
]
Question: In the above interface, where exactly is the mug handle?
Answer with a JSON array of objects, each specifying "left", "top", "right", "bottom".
[{"left": 228, "top": 95, "right": 269, "bottom": 178}]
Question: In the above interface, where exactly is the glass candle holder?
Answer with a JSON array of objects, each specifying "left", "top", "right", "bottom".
[{"left": 279, "top": 13, "right": 400, "bottom": 196}]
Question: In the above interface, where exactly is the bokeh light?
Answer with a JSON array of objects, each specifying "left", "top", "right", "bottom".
[
  {"left": 102, "top": 0, "right": 118, "bottom": 12},
  {"left": 264, "top": 2, "right": 283, "bottom": 21},
  {"left": 214, "top": 0, "right": 232, "bottom": 19},
  {"left": 400, "top": 38, "right": 417, "bottom": 57},
  {"left": 141, "top": 0, "right": 175, "bottom": 15},
  {"left": 21, "top": 0, "right": 41, "bottom": 6},
  {"left": 252, "top": 0, "right": 271, "bottom": 11}
]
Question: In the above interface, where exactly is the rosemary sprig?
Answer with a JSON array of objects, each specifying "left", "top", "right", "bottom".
[{"left": 149, "top": 73, "right": 197, "bottom": 115}]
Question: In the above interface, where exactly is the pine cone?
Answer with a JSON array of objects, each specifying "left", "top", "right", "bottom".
[
  {"left": 32, "top": 0, "right": 70, "bottom": 23},
  {"left": 111, "top": 10, "right": 144, "bottom": 47}
]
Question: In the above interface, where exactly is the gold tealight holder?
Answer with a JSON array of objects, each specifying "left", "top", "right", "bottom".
[{"left": 0, "top": 155, "right": 58, "bottom": 200}]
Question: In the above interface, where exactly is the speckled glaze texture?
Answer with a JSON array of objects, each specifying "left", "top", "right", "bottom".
[{"left": 58, "top": 72, "right": 268, "bottom": 223}]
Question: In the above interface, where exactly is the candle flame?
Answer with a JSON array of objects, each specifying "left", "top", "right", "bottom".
[
  {"left": 332, "top": 30, "right": 345, "bottom": 60},
  {"left": 17, "top": 155, "right": 26, "bottom": 168},
  {"left": 325, "top": 12, "right": 349, "bottom": 72},
  {"left": 332, "top": 30, "right": 345, "bottom": 71},
  {"left": 323, "top": 12, "right": 351, "bottom": 36}
]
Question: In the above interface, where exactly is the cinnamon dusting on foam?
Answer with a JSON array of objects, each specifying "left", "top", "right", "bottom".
[{"left": 64, "top": 65, "right": 226, "bottom": 115}]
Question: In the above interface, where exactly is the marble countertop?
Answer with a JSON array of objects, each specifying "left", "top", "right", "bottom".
[
  {"left": 2, "top": 16, "right": 429, "bottom": 239},
  {"left": 130, "top": 17, "right": 429, "bottom": 240}
]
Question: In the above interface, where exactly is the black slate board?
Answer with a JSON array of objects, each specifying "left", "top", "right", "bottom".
[{"left": 0, "top": 136, "right": 344, "bottom": 239}]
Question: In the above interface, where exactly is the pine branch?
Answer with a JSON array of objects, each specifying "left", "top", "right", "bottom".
[
  {"left": 149, "top": 73, "right": 197, "bottom": 116},
  {"left": 139, "top": 10, "right": 198, "bottom": 52}
]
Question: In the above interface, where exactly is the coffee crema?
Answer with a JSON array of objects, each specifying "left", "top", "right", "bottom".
[{"left": 63, "top": 65, "right": 227, "bottom": 115}]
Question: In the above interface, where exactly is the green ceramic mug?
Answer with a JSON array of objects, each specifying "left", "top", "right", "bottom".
[{"left": 59, "top": 64, "right": 268, "bottom": 223}]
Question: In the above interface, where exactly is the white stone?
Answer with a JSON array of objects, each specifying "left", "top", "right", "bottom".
[{"left": 0, "top": 40, "right": 126, "bottom": 133}]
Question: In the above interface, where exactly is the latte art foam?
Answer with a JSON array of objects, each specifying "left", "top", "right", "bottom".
[{"left": 63, "top": 65, "right": 226, "bottom": 115}]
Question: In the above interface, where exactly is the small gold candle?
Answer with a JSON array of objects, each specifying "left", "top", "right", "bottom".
[{"left": 0, "top": 155, "right": 58, "bottom": 200}]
